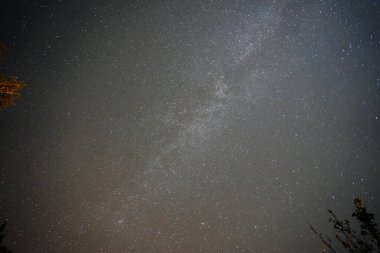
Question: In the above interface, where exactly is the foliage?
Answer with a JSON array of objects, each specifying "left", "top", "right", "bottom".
[
  {"left": 0, "top": 42, "right": 25, "bottom": 111},
  {"left": 0, "top": 73, "right": 25, "bottom": 111},
  {"left": 0, "top": 223, "right": 12, "bottom": 253},
  {"left": 310, "top": 198, "right": 380, "bottom": 253}
]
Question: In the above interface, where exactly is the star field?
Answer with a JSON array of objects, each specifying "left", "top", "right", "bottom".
[{"left": 0, "top": 1, "right": 379, "bottom": 252}]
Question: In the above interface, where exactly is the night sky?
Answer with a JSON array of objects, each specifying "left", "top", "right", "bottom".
[{"left": 0, "top": 0, "right": 380, "bottom": 252}]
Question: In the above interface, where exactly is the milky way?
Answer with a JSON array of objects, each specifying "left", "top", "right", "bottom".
[{"left": 0, "top": 1, "right": 379, "bottom": 252}]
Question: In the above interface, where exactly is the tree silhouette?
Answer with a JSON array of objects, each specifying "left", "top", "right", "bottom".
[
  {"left": 0, "top": 42, "right": 25, "bottom": 111},
  {"left": 0, "top": 223, "right": 12, "bottom": 253},
  {"left": 310, "top": 198, "right": 380, "bottom": 253}
]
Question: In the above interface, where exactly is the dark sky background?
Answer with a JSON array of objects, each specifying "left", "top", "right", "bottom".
[{"left": 0, "top": 0, "right": 379, "bottom": 252}]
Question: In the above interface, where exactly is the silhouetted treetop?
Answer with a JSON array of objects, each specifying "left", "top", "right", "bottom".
[
  {"left": 0, "top": 42, "right": 25, "bottom": 111},
  {"left": 311, "top": 197, "right": 380, "bottom": 253}
]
